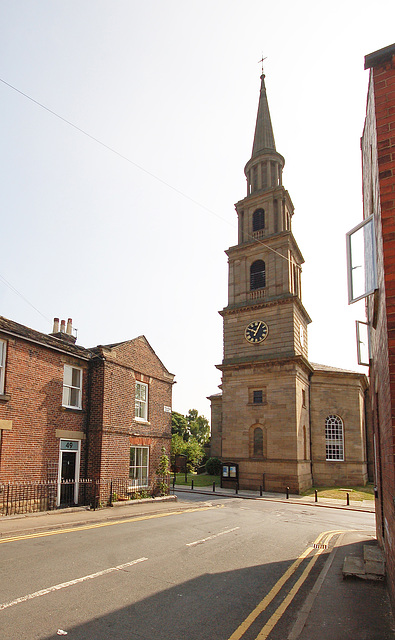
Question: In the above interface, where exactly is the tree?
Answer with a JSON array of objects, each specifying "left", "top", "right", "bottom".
[
  {"left": 186, "top": 409, "right": 210, "bottom": 445},
  {"left": 171, "top": 433, "right": 205, "bottom": 472},
  {"left": 171, "top": 411, "right": 190, "bottom": 441}
]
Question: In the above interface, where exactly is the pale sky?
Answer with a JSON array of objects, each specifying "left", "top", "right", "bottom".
[{"left": 1, "top": 1, "right": 394, "bottom": 419}]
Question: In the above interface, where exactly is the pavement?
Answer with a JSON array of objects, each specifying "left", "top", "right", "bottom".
[{"left": 1, "top": 486, "right": 394, "bottom": 639}]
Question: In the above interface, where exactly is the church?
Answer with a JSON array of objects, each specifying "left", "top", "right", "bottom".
[{"left": 208, "top": 74, "right": 371, "bottom": 494}]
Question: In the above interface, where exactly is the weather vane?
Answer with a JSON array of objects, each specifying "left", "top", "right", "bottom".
[{"left": 258, "top": 55, "right": 267, "bottom": 74}]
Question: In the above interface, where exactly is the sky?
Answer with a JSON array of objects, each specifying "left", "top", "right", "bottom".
[{"left": 1, "top": 1, "right": 394, "bottom": 420}]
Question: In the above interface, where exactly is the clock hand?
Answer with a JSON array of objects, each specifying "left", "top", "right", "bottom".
[{"left": 254, "top": 322, "right": 262, "bottom": 336}]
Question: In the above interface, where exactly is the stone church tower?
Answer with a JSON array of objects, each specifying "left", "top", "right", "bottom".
[
  {"left": 209, "top": 74, "right": 372, "bottom": 494},
  {"left": 210, "top": 73, "right": 313, "bottom": 493}
]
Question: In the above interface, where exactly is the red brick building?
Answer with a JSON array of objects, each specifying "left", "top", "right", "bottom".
[
  {"left": 361, "top": 43, "right": 395, "bottom": 611},
  {"left": 0, "top": 315, "right": 174, "bottom": 507}
]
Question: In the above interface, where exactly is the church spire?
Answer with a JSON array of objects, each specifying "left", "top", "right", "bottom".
[
  {"left": 244, "top": 74, "right": 284, "bottom": 197},
  {"left": 251, "top": 74, "right": 276, "bottom": 156}
]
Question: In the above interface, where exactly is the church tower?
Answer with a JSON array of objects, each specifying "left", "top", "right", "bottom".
[{"left": 210, "top": 74, "right": 313, "bottom": 493}]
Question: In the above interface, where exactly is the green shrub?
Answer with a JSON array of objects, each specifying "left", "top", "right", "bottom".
[{"left": 205, "top": 457, "right": 222, "bottom": 476}]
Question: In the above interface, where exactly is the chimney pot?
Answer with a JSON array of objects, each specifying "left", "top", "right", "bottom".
[
  {"left": 53, "top": 318, "right": 59, "bottom": 333},
  {"left": 66, "top": 318, "right": 73, "bottom": 335},
  {"left": 60, "top": 319, "right": 66, "bottom": 333}
]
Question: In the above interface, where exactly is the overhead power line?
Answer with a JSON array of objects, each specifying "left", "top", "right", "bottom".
[
  {"left": 0, "top": 76, "right": 293, "bottom": 263},
  {"left": 0, "top": 76, "right": 297, "bottom": 321}
]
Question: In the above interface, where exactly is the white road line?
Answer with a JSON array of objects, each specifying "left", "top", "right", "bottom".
[
  {"left": 186, "top": 527, "right": 240, "bottom": 546},
  {"left": 0, "top": 557, "right": 148, "bottom": 611}
]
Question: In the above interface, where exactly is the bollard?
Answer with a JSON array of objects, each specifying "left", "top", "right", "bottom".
[
  {"left": 286, "top": 486, "right": 290, "bottom": 499},
  {"left": 315, "top": 489, "right": 318, "bottom": 503},
  {"left": 109, "top": 480, "right": 113, "bottom": 507},
  {"left": 346, "top": 492, "right": 350, "bottom": 506},
  {"left": 235, "top": 482, "right": 238, "bottom": 495},
  {"left": 173, "top": 475, "right": 176, "bottom": 490},
  {"left": 213, "top": 481, "right": 216, "bottom": 492},
  {"left": 260, "top": 485, "right": 263, "bottom": 497},
  {"left": 191, "top": 479, "right": 194, "bottom": 491}
]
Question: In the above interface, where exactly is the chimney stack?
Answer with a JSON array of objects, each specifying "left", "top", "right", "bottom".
[{"left": 50, "top": 316, "right": 77, "bottom": 344}]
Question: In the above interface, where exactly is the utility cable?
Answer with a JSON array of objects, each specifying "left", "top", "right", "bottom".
[
  {"left": 0, "top": 76, "right": 300, "bottom": 321},
  {"left": 1, "top": 77, "right": 296, "bottom": 264},
  {"left": 0, "top": 273, "right": 52, "bottom": 324}
]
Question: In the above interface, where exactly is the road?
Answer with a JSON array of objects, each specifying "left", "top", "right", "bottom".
[{"left": 0, "top": 493, "right": 378, "bottom": 640}]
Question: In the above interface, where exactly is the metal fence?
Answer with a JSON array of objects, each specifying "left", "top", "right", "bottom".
[{"left": 0, "top": 476, "right": 170, "bottom": 517}]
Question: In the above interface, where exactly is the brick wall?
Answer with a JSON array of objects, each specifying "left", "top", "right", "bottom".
[
  {"left": 0, "top": 334, "right": 88, "bottom": 482},
  {"left": 364, "top": 45, "right": 395, "bottom": 611},
  {"left": 91, "top": 338, "right": 174, "bottom": 488},
  {"left": 0, "top": 325, "right": 174, "bottom": 500}
]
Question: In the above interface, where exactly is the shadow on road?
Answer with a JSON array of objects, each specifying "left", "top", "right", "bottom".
[{"left": 38, "top": 537, "right": 394, "bottom": 640}]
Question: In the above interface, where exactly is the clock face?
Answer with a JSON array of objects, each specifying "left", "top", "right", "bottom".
[{"left": 245, "top": 320, "right": 269, "bottom": 344}]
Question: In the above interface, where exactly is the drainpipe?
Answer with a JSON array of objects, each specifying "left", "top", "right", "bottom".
[
  {"left": 84, "top": 358, "right": 93, "bottom": 480},
  {"left": 308, "top": 372, "right": 313, "bottom": 484},
  {"left": 84, "top": 352, "right": 105, "bottom": 480}
]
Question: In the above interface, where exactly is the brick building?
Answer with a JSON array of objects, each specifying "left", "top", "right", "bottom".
[
  {"left": 360, "top": 42, "right": 395, "bottom": 611},
  {"left": 0, "top": 315, "right": 174, "bottom": 506},
  {"left": 209, "top": 73, "right": 370, "bottom": 494}
]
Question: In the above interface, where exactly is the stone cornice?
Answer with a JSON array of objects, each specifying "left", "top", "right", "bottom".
[
  {"left": 216, "top": 354, "right": 313, "bottom": 374},
  {"left": 219, "top": 294, "right": 312, "bottom": 324},
  {"left": 226, "top": 229, "right": 304, "bottom": 265},
  {"left": 234, "top": 185, "right": 292, "bottom": 212}
]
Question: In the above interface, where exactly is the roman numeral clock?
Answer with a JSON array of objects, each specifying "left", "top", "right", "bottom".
[{"left": 244, "top": 320, "right": 269, "bottom": 344}]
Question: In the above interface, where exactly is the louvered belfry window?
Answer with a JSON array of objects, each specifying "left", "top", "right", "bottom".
[
  {"left": 253, "top": 208, "right": 265, "bottom": 231},
  {"left": 250, "top": 260, "right": 266, "bottom": 290}
]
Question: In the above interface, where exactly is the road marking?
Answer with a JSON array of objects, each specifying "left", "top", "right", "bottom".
[
  {"left": 255, "top": 549, "right": 325, "bottom": 639},
  {"left": 255, "top": 530, "right": 349, "bottom": 640},
  {"left": 186, "top": 527, "right": 240, "bottom": 546},
  {"left": 0, "top": 504, "right": 223, "bottom": 545},
  {"left": 0, "top": 557, "right": 148, "bottom": 611},
  {"left": 227, "top": 545, "right": 315, "bottom": 640},
  {"left": 227, "top": 530, "right": 346, "bottom": 640},
  {"left": 287, "top": 532, "right": 345, "bottom": 640}
]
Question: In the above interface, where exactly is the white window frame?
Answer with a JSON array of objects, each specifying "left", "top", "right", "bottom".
[
  {"left": 62, "top": 365, "right": 83, "bottom": 409},
  {"left": 0, "top": 339, "right": 6, "bottom": 395},
  {"left": 356, "top": 320, "right": 371, "bottom": 366},
  {"left": 135, "top": 381, "right": 148, "bottom": 421},
  {"left": 325, "top": 415, "right": 344, "bottom": 461},
  {"left": 129, "top": 446, "right": 149, "bottom": 488},
  {"left": 346, "top": 215, "right": 378, "bottom": 304}
]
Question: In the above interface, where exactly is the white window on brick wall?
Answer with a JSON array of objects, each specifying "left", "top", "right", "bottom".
[
  {"left": 325, "top": 415, "right": 344, "bottom": 461},
  {"left": 62, "top": 365, "right": 82, "bottom": 409},
  {"left": 135, "top": 382, "right": 148, "bottom": 421},
  {"left": 0, "top": 340, "right": 6, "bottom": 394},
  {"left": 129, "top": 446, "right": 149, "bottom": 487}
]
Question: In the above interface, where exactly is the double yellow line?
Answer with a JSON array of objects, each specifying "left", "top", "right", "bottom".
[
  {"left": 0, "top": 504, "right": 223, "bottom": 544},
  {"left": 228, "top": 530, "right": 345, "bottom": 640}
]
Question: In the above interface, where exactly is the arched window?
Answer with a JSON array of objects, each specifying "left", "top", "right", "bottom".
[
  {"left": 325, "top": 415, "right": 344, "bottom": 461},
  {"left": 254, "top": 427, "right": 263, "bottom": 456},
  {"left": 253, "top": 208, "right": 265, "bottom": 231},
  {"left": 250, "top": 260, "right": 266, "bottom": 290}
]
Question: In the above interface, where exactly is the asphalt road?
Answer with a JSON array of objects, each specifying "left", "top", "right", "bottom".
[{"left": 0, "top": 493, "right": 379, "bottom": 640}]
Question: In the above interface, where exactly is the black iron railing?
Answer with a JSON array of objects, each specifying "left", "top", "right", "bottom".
[{"left": 0, "top": 476, "right": 170, "bottom": 517}]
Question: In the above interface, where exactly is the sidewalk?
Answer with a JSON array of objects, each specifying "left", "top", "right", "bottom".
[{"left": 173, "top": 483, "right": 376, "bottom": 512}]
